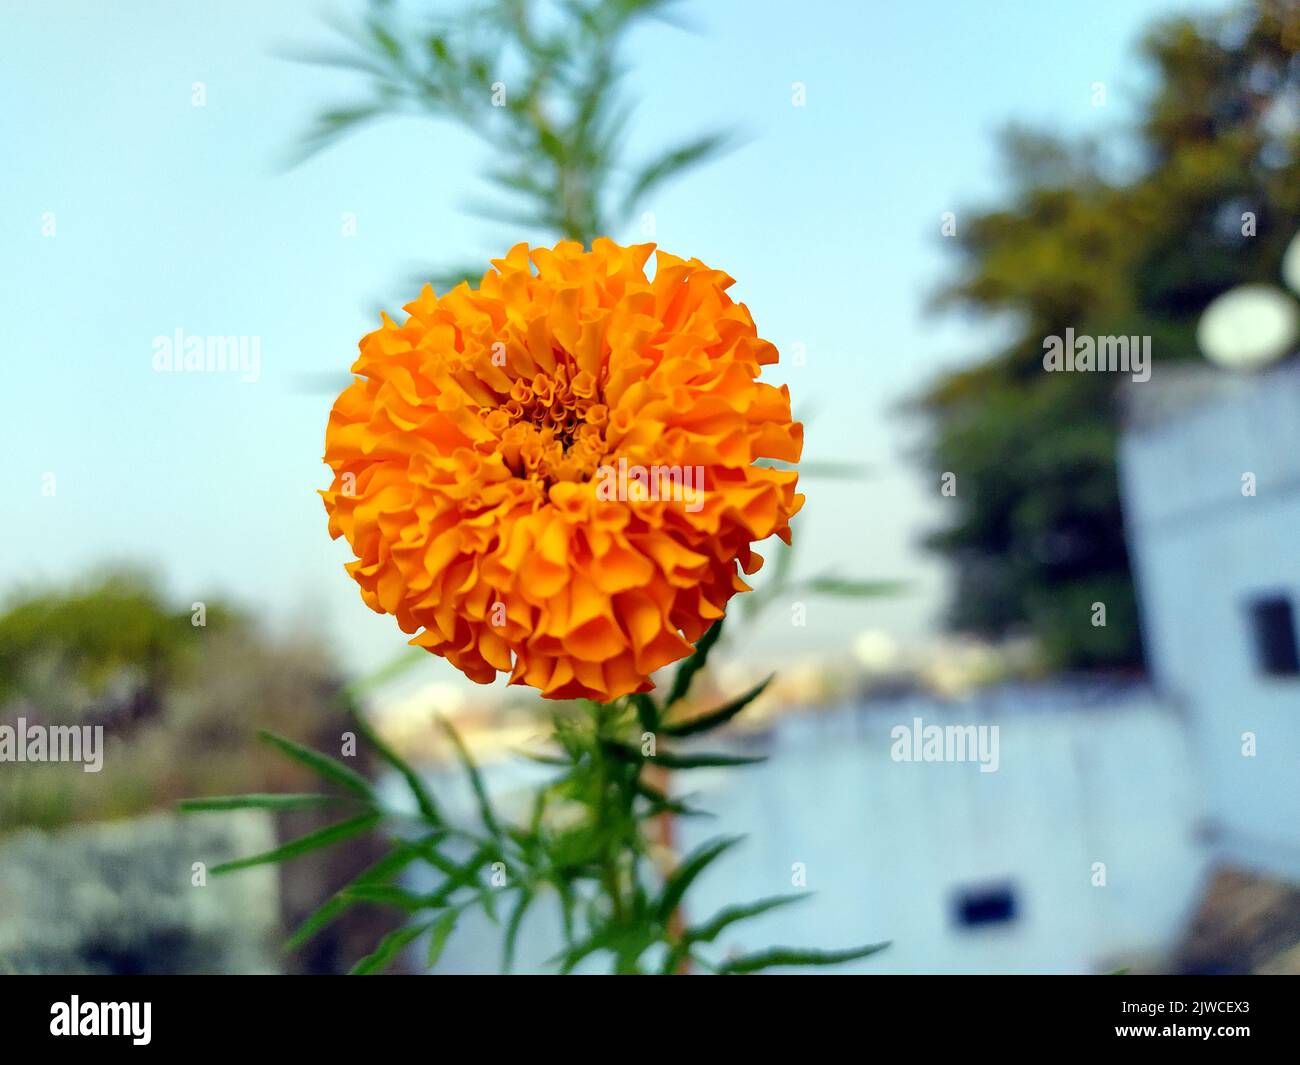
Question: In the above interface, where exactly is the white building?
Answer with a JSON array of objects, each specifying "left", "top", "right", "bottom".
[{"left": 1119, "top": 361, "right": 1300, "bottom": 882}]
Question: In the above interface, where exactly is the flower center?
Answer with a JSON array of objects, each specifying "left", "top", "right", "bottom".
[{"left": 483, "top": 363, "right": 609, "bottom": 485}]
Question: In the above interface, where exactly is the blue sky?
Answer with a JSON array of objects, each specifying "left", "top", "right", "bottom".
[{"left": 1, "top": 0, "right": 1206, "bottom": 679}]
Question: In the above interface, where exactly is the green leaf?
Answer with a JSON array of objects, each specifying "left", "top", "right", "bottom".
[
  {"left": 210, "top": 812, "right": 381, "bottom": 875},
  {"left": 342, "top": 884, "right": 441, "bottom": 911},
  {"left": 552, "top": 924, "right": 623, "bottom": 975},
  {"left": 426, "top": 910, "right": 459, "bottom": 968},
  {"left": 634, "top": 778, "right": 711, "bottom": 818},
  {"left": 178, "top": 793, "right": 351, "bottom": 814},
  {"left": 630, "top": 692, "right": 659, "bottom": 733},
  {"left": 665, "top": 619, "right": 724, "bottom": 707},
  {"left": 502, "top": 889, "right": 534, "bottom": 973},
  {"left": 351, "top": 921, "right": 431, "bottom": 976},
  {"left": 662, "top": 675, "right": 772, "bottom": 737},
  {"left": 602, "top": 738, "right": 765, "bottom": 771},
  {"left": 662, "top": 894, "right": 810, "bottom": 974},
  {"left": 687, "top": 893, "right": 810, "bottom": 944},
  {"left": 276, "top": 48, "right": 389, "bottom": 79},
  {"left": 422, "top": 842, "right": 498, "bottom": 909},
  {"left": 351, "top": 708, "right": 443, "bottom": 825},
  {"left": 438, "top": 717, "right": 500, "bottom": 837},
  {"left": 257, "top": 730, "right": 374, "bottom": 800},
  {"left": 656, "top": 835, "right": 744, "bottom": 922},
  {"left": 648, "top": 750, "right": 766, "bottom": 770},
  {"left": 718, "top": 942, "right": 890, "bottom": 974},
  {"left": 285, "top": 840, "right": 433, "bottom": 952},
  {"left": 290, "top": 105, "right": 385, "bottom": 165},
  {"left": 620, "top": 130, "right": 735, "bottom": 217},
  {"left": 366, "top": 16, "right": 403, "bottom": 61}
]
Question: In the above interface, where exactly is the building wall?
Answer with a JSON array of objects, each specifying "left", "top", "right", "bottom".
[
  {"left": 1119, "top": 363, "right": 1300, "bottom": 879},
  {"left": 412, "top": 688, "right": 1207, "bottom": 974}
]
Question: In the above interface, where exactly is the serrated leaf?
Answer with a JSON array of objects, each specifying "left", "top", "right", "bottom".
[
  {"left": 602, "top": 738, "right": 765, "bottom": 770},
  {"left": 662, "top": 675, "right": 772, "bottom": 737},
  {"left": 351, "top": 921, "right": 431, "bottom": 975},
  {"left": 656, "top": 835, "right": 744, "bottom": 922},
  {"left": 688, "top": 893, "right": 810, "bottom": 944},
  {"left": 179, "top": 793, "right": 350, "bottom": 814},
  {"left": 662, "top": 894, "right": 810, "bottom": 974},
  {"left": 211, "top": 812, "right": 381, "bottom": 875},
  {"left": 665, "top": 619, "right": 724, "bottom": 707},
  {"left": 285, "top": 840, "right": 432, "bottom": 952},
  {"left": 257, "top": 730, "right": 374, "bottom": 799},
  {"left": 634, "top": 778, "right": 711, "bottom": 818},
  {"left": 422, "top": 843, "right": 497, "bottom": 908},
  {"left": 718, "top": 942, "right": 890, "bottom": 974}
]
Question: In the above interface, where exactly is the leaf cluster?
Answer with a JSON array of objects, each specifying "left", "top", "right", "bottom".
[{"left": 182, "top": 619, "right": 888, "bottom": 974}]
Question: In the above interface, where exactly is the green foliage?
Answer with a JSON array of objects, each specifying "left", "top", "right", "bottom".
[
  {"left": 661, "top": 674, "right": 771, "bottom": 737},
  {"left": 209, "top": 812, "right": 383, "bottom": 875},
  {"left": 716, "top": 942, "right": 890, "bottom": 975},
  {"left": 664, "top": 617, "right": 724, "bottom": 707},
  {"left": 178, "top": 794, "right": 352, "bottom": 813},
  {"left": 0, "top": 568, "right": 231, "bottom": 716},
  {"left": 915, "top": 0, "right": 1300, "bottom": 670},
  {"left": 0, "top": 570, "right": 356, "bottom": 835},
  {"left": 287, "top": 0, "right": 732, "bottom": 252},
  {"left": 184, "top": 676, "right": 888, "bottom": 974},
  {"left": 256, "top": 730, "right": 375, "bottom": 800}
]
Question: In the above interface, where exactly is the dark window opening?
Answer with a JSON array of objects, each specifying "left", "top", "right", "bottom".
[
  {"left": 1248, "top": 594, "right": 1300, "bottom": 677},
  {"left": 952, "top": 882, "right": 1018, "bottom": 928}
]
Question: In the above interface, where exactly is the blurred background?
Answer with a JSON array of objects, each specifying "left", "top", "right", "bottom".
[{"left": 2, "top": 0, "right": 1298, "bottom": 974}]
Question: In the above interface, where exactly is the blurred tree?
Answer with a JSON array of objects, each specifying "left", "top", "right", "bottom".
[
  {"left": 0, "top": 571, "right": 399, "bottom": 973},
  {"left": 0, "top": 569, "right": 233, "bottom": 728},
  {"left": 914, "top": 0, "right": 1300, "bottom": 670}
]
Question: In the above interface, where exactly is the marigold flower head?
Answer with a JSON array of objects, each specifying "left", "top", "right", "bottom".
[{"left": 322, "top": 238, "right": 803, "bottom": 701}]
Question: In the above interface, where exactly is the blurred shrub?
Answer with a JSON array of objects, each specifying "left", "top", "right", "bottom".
[
  {"left": 0, "top": 570, "right": 399, "bottom": 973},
  {"left": 0, "top": 570, "right": 335, "bottom": 831}
]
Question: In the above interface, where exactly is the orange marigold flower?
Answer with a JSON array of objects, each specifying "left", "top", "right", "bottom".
[{"left": 322, "top": 238, "right": 803, "bottom": 701}]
